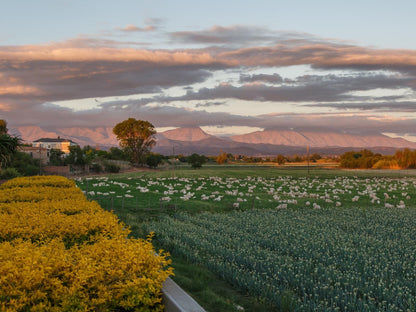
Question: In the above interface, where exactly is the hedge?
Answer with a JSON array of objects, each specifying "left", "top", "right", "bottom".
[{"left": 0, "top": 176, "right": 172, "bottom": 311}]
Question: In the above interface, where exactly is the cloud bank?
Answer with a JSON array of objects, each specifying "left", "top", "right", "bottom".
[{"left": 1, "top": 25, "right": 416, "bottom": 139}]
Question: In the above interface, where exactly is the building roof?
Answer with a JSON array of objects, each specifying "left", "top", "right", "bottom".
[{"left": 33, "top": 137, "right": 77, "bottom": 144}]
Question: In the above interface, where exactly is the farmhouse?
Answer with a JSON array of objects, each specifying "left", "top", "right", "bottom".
[
  {"left": 19, "top": 146, "right": 50, "bottom": 164},
  {"left": 32, "top": 137, "right": 78, "bottom": 154}
]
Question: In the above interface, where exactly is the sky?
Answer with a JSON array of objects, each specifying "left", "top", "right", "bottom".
[{"left": 2, "top": 0, "right": 416, "bottom": 140}]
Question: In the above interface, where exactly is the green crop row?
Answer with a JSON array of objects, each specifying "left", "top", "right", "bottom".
[{"left": 146, "top": 208, "right": 416, "bottom": 311}]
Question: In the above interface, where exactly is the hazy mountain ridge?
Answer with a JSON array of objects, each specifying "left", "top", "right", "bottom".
[
  {"left": 157, "top": 127, "right": 213, "bottom": 141},
  {"left": 16, "top": 126, "right": 118, "bottom": 148},
  {"left": 15, "top": 126, "right": 416, "bottom": 155},
  {"left": 230, "top": 130, "right": 416, "bottom": 149}
]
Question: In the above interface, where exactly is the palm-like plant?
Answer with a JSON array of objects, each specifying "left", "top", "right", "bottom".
[{"left": 0, "top": 134, "right": 21, "bottom": 168}]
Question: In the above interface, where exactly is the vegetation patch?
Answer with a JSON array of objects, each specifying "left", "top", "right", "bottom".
[
  {"left": 147, "top": 208, "right": 416, "bottom": 311},
  {"left": 76, "top": 167, "right": 416, "bottom": 311},
  {"left": 0, "top": 176, "right": 172, "bottom": 311}
]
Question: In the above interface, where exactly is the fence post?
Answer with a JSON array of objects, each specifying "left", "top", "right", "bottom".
[{"left": 85, "top": 180, "right": 88, "bottom": 199}]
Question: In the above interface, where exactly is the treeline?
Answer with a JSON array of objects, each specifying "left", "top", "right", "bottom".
[
  {"left": 239, "top": 153, "right": 324, "bottom": 164},
  {"left": 50, "top": 145, "right": 167, "bottom": 173},
  {"left": 339, "top": 148, "right": 416, "bottom": 169}
]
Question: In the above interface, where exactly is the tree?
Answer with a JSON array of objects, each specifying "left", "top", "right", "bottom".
[
  {"left": 66, "top": 145, "right": 87, "bottom": 166},
  {"left": 11, "top": 151, "right": 40, "bottom": 176},
  {"left": 113, "top": 118, "right": 156, "bottom": 165},
  {"left": 216, "top": 151, "right": 228, "bottom": 164},
  {"left": 49, "top": 148, "right": 65, "bottom": 166},
  {"left": 339, "top": 149, "right": 382, "bottom": 169},
  {"left": 395, "top": 148, "right": 416, "bottom": 169},
  {"left": 0, "top": 120, "right": 21, "bottom": 169},
  {"left": 0, "top": 119, "right": 7, "bottom": 135},
  {"left": 108, "top": 147, "right": 129, "bottom": 161},
  {"left": 275, "top": 154, "right": 286, "bottom": 165},
  {"left": 146, "top": 153, "right": 164, "bottom": 168},
  {"left": 188, "top": 153, "right": 207, "bottom": 168},
  {"left": 310, "top": 153, "right": 322, "bottom": 162}
]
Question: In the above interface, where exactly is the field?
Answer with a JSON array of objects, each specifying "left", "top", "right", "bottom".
[{"left": 76, "top": 166, "right": 416, "bottom": 311}]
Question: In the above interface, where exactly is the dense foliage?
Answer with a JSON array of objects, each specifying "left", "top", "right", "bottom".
[
  {"left": 0, "top": 134, "right": 20, "bottom": 169},
  {"left": 113, "top": 118, "right": 156, "bottom": 165},
  {"left": 187, "top": 153, "right": 207, "bottom": 168},
  {"left": 0, "top": 120, "right": 21, "bottom": 172},
  {"left": 340, "top": 148, "right": 416, "bottom": 169},
  {"left": 0, "top": 176, "right": 172, "bottom": 311},
  {"left": 146, "top": 153, "right": 164, "bottom": 168}
]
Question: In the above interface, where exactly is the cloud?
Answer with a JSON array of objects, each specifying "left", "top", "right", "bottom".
[
  {"left": 170, "top": 25, "right": 277, "bottom": 46},
  {"left": 2, "top": 25, "right": 416, "bottom": 139},
  {"left": 116, "top": 19, "right": 163, "bottom": 33},
  {"left": 239, "top": 73, "right": 283, "bottom": 84},
  {"left": 254, "top": 113, "right": 416, "bottom": 135},
  {"left": 308, "top": 101, "right": 416, "bottom": 112},
  {"left": 219, "top": 43, "right": 416, "bottom": 74},
  {"left": 195, "top": 101, "right": 226, "bottom": 108},
  {"left": 171, "top": 73, "right": 413, "bottom": 103},
  {"left": 117, "top": 24, "right": 155, "bottom": 32},
  {"left": 0, "top": 44, "right": 226, "bottom": 105}
]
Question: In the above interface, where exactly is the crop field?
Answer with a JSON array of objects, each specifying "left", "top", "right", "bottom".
[
  {"left": 76, "top": 167, "right": 416, "bottom": 311},
  {"left": 147, "top": 209, "right": 416, "bottom": 311},
  {"left": 76, "top": 168, "right": 416, "bottom": 215}
]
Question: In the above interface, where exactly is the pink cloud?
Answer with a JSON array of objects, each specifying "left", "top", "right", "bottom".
[
  {"left": 116, "top": 24, "right": 156, "bottom": 32},
  {"left": 0, "top": 85, "right": 43, "bottom": 96},
  {"left": 219, "top": 44, "right": 416, "bottom": 69},
  {"left": 0, "top": 45, "right": 218, "bottom": 64}
]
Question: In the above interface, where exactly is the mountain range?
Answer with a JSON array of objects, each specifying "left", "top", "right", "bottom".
[{"left": 14, "top": 126, "right": 416, "bottom": 156}]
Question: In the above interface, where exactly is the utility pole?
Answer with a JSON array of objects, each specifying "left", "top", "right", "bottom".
[
  {"left": 39, "top": 145, "right": 42, "bottom": 175},
  {"left": 172, "top": 145, "right": 175, "bottom": 179},
  {"left": 307, "top": 145, "right": 310, "bottom": 177}
]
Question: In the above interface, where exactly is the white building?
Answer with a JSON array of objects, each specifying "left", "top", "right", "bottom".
[{"left": 32, "top": 137, "right": 78, "bottom": 154}]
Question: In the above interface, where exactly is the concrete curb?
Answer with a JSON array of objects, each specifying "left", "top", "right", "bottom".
[{"left": 162, "top": 277, "right": 206, "bottom": 312}]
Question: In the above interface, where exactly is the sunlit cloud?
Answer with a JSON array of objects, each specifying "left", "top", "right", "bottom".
[
  {"left": 0, "top": 85, "right": 43, "bottom": 96},
  {"left": 117, "top": 24, "right": 155, "bottom": 32}
]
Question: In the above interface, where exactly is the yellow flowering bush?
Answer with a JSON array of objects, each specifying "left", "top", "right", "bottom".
[
  {"left": 0, "top": 200, "right": 126, "bottom": 246},
  {"left": 0, "top": 236, "right": 172, "bottom": 311},
  {"left": 0, "top": 185, "right": 85, "bottom": 203},
  {"left": 0, "top": 176, "right": 172, "bottom": 311},
  {"left": 0, "top": 175, "right": 75, "bottom": 189}
]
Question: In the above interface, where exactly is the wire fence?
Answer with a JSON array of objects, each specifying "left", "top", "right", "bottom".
[{"left": 86, "top": 189, "right": 408, "bottom": 223}]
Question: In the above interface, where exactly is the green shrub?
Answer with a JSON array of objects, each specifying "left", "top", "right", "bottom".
[
  {"left": 103, "top": 162, "right": 120, "bottom": 173},
  {"left": 10, "top": 151, "right": 40, "bottom": 176},
  {"left": 146, "top": 153, "right": 164, "bottom": 168},
  {"left": 188, "top": 153, "right": 207, "bottom": 168},
  {"left": 90, "top": 163, "right": 103, "bottom": 173},
  {"left": 0, "top": 168, "right": 20, "bottom": 179}
]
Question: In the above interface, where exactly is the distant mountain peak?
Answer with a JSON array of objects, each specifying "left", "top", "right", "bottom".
[{"left": 160, "top": 127, "right": 212, "bottom": 142}]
